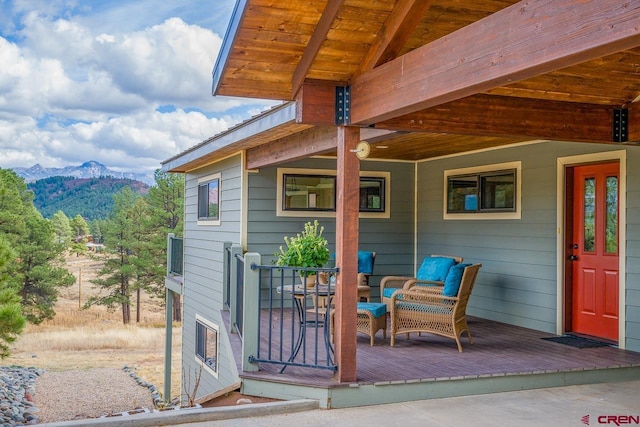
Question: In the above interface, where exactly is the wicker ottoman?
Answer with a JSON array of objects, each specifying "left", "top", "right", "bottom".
[{"left": 356, "top": 302, "right": 387, "bottom": 346}]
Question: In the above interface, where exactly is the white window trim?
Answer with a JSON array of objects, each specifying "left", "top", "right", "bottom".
[
  {"left": 194, "top": 314, "right": 219, "bottom": 378},
  {"left": 276, "top": 168, "right": 390, "bottom": 218},
  {"left": 443, "top": 161, "right": 522, "bottom": 220},
  {"left": 197, "top": 172, "right": 221, "bottom": 226}
]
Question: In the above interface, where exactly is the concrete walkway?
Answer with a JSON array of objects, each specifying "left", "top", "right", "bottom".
[
  {"left": 179, "top": 380, "right": 640, "bottom": 427},
  {"left": 43, "top": 380, "right": 640, "bottom": 426}
]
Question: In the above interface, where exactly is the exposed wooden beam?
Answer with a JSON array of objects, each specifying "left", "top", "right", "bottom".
[
  {"left": 377, "top": 94, "right": 616, "bottom": 143},
  {"left": 628, "top": 102, "right": 640, "bottom": 142},
  {"left": 291, "top": 1, "right": 345, "bottom": 98},
  {"left": 295, "top": 81, "right": 337, "bottom": 126},
  {"left": 246, "top": 126, "right": 337, "bottom": 170},
  {"left": 350, "top": 0, "right": 640, "bottom": 125},
  {"left": 355, "top": 0, "right": 433, "bottom": 75}
]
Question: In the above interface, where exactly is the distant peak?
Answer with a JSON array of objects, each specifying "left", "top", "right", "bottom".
[{"left": 81, "top": 160, "right": 104, "bottom": 167}]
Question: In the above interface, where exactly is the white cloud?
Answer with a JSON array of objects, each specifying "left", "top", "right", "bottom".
[{"left": 0, "top": 1, "right": 278, "bottom": 174}]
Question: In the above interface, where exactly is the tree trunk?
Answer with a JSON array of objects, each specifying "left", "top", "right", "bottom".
[
  {"left": 122, "top": 302, "right": 130, "bottom": 324},
  {"left": 172, "top": 294, "right": 182, "bottom": 322},
  {"left": 136, "top": 288, "right": 141, "bottom": 323}
]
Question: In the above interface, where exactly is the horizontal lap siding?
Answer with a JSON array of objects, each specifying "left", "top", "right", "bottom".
[
  {"left": 626, "top": 146, "right": 640, "bottom": 351},
  {"left": 418, "top": 141, "right": 640, "bottom": 347},
  {"left": 247, "top": 158, "right": 415, "bottom": 302},
  {"left": 182, "top": 155, "right": 242, "bottom": 400}
]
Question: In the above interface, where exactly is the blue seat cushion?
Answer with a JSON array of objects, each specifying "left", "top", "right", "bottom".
[
  {"left": 443, "top": 263, "right": 471, "bottom": 297},
  {"left": 416, "top": 257, "right": 456, "bottom": 282},
  {"left": 358, "top": 251, "right": 375, "bottom": 274},
  {"left": 382, "top": 287, "right": 399, "bottom": 299},
  {"left": 357, "top": 302, "right": 387, "bottom": 318}
]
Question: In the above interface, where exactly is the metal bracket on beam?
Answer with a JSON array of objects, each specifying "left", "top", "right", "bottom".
[
  {"left": 613, "top": 108, "right": 628, "bottom": 142},
  {"left": 335, "top": 86, "right": 351, "bottom": 125}
]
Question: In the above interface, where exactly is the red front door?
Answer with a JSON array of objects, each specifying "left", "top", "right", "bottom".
[{"left": 571, "top": 162, "right": 619, "bottom": 342}]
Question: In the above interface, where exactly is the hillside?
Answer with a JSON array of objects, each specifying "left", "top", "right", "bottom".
[{"left": 28, "top": 176, "right": 150, "bottom": 220}]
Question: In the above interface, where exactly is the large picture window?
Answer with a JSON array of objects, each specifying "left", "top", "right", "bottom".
[
  {"left": 197, "top": 173, "right": 220, "bottom": 224},
  {"left": 195, "top": 316, "right": 219, "bottom": 376},
  {"left": 277, "top": 168, "right": 390, "bottom": 218},
  {"left": 444, "top": 162, "right": 521, "bottom": 220}
]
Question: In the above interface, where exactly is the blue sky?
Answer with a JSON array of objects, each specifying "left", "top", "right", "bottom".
[{"left": 0, "top": 0, "right": 277, "bottom": 173}]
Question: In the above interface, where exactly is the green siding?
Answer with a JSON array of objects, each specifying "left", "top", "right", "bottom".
[
  {"left": 417, "top": 141, "right": 640, "bottom": 351},
  {"left": 181, "top": 155, "right": 243, "bottom": 401},
  {"left": 247, "top": 157, "right": 415, "bottom": 302}
]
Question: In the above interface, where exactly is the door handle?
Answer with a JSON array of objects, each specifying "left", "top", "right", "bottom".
[{"left": 569, "top": 255, "right": 578, "bottom": 261}]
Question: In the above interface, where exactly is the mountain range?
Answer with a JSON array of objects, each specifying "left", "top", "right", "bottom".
[{"left": 13, "top": 160, "right": 155, "bottom": 185}]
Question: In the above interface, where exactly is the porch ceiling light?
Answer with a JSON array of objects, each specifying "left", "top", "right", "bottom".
[{"left": 351, "top": 140, "right": 370, "bottom": 159}]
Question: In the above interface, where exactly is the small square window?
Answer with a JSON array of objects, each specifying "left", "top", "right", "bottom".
[{"left": 196, "top": 319, "right": 218, "bottom": 373}]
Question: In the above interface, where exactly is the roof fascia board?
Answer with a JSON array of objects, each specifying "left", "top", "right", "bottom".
[
  {"left": 212, "top": 0, "right": 248, "bottom": 96},
  {"left": 161, "top": 102, "right": 296, "bottom": 172}
]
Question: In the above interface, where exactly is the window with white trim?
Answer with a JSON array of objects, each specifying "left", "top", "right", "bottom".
[
  {"left": 197, "top": 173, "right": 220, "bottom": 225},
  {"left": 444, "top": 161, "right": 521, "bottom": 220},
  {"left": 195, "top": 316, "right": 219, "bottom": 376},
  {"left": 277, "top": 168, "right": 390, "bottom": 218}
]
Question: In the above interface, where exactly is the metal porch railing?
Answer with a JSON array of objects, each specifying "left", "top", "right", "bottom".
[
  {"left": 168, "top": 236, "right": 183, "bottom": 275},
  {"left": 248, "top": 264, "right": 338, "bottom": 372}
]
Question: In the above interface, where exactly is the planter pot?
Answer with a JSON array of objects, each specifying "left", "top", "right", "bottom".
[{"left": 302, "top": 274, "right": 317, "bottom": 288}]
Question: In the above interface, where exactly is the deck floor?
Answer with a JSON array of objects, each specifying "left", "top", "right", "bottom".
[{"left": 225, "top": 309, "right": 640, "bottom": 389}]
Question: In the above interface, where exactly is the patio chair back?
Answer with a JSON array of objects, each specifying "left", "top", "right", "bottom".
[{"left": 390, "top": 263, "right": 482, "bottom": 352}]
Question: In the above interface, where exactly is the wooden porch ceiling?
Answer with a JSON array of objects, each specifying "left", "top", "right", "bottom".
[{"left": 210, "top": 0, "right": 640, "bottom": 166}]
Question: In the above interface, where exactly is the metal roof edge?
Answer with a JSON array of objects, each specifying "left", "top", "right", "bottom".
[
  {"left": 212, "top": 0, "right": 248, "bottom": 96},
  {"left": 161, "top": 102, "right": 296, "bottom": 172}
]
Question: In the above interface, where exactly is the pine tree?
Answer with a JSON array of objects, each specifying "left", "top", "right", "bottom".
[
  {"left": 51, "top": 211, "right": 72, "bottom": 247},
  {"left": 86, "top": 187, "right": 140, "bottom": 324},
  {"left": 0, "top": 169, "right": 75, "bottom": 324},
  {"left": 0, "top": 238, "right": 26, "bottom": 358},
  {"left": 146, "top": 171, "right": 184, "bottom": 321}
]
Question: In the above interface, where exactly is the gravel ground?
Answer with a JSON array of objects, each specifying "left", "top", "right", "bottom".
[{"left": 34, "top": 367, "right": 156, "bottom": 423}]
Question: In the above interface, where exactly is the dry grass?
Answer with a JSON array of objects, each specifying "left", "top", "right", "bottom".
[{"left": 3, "top": 254, "right": 183, "bottom": 400}]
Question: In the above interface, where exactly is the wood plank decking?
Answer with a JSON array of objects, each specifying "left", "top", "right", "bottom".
[{"left": 223, "top": 310, "right": 640, "bottom": 407}]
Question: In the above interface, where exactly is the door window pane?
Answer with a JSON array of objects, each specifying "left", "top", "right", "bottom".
[
  {"left": 583, "top": 178, "right": 595, "bottom": 252},
  {"left": 605, "top": 176, "right": 618, "bottom": 254}
]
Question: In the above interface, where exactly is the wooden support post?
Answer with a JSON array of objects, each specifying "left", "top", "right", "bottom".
[
  {"left": 334, "top": 126, "right": 360, "bottom": 382},
  {"left": 164, "top": 288, "right": 173, "bottom": 403}
]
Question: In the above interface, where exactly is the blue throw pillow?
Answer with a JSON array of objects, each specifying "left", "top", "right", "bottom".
[
  {"left": 416, "top": 257, "right": 456, "bottom": 282},
  {"left": 443, "top": 264, "right": 471, "bottom": 297},
  {"left": 358, "top": 251, "right": 374, "bottom": 274}
]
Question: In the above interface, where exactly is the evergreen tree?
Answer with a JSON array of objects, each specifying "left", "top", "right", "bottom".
[
  {"left": 146, "top": 171, "right": 184, "bottom": 321},
  {"left": 86, "top": 187, "right": 140, "bottom": 324},
  {"left": 0, "top": 238, "right": 26, "bottom": 358},
  {"left": 69, "top": 214, "right": 90, "bottom": 256},
  {"left": 51, "top": 210, "right": 72, "bottom": 246},
  {"left": 70, "top": 215, "right": 90, "bottom": 241},
  {"left": 0, "top": 169, "right": 74, "bottom": 324}
]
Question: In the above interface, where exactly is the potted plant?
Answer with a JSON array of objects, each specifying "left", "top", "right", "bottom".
[{"left": 276, "top": 220, "right": 330, "bottom": 287}]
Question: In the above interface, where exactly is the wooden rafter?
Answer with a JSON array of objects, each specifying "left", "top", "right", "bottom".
[
  {"left": 376, "top": 94, "right": 616, "bottom": 143},
  {"left": 355, "top": 0, "right": 434, "bottom": 75},
  {"left": 291, "top": 1, "right": 345, "bottom": 98},
  {"left": 350, "top": 0, "right": 640, "bottom": 124}
]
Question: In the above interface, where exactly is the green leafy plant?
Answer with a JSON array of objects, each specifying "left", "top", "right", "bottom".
[{"left": 276, "top": 220, "right": 330, "bottom": 276}]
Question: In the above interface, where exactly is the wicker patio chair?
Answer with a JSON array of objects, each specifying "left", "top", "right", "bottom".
[
  {"left": 390, "top": 263, "right": 481, "bottom": 352},
  {"left": 380, "top": 254, "right": 463, "bottom": 307}
]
